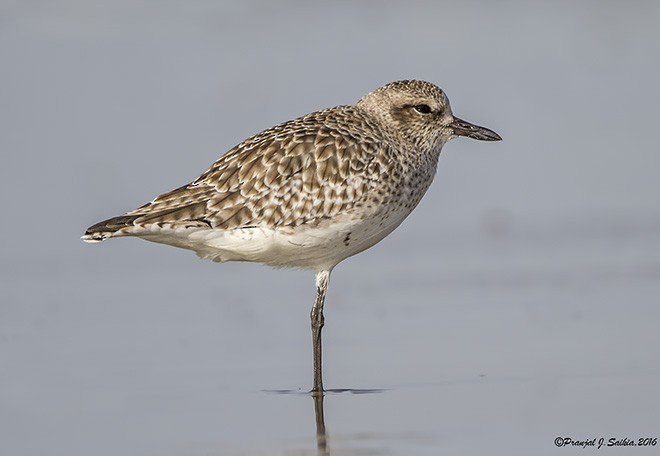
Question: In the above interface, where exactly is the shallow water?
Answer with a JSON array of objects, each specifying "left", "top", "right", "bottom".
[
  {"left": 4, "top": 223, "right": 659, "bottom": 455},
  {"left": 2, "top": 1, "right": 660, "bottom": 455}
]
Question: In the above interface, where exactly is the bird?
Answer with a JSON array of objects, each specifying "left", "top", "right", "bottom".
[{"left": 82, "top": 80, "right": 501, "bottom": 394}]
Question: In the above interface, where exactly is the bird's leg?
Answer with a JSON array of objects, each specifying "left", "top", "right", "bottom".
[{"left": 311, "top": 270, "right": 330, "bottom": 395}]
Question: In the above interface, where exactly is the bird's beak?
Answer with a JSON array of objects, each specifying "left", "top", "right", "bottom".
[{"left": 450, "top": 117, "right": 502, "bottom": 141}]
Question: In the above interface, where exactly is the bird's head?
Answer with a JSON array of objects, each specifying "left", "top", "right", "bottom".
[{"left": 357, "top": 80, "right": 501, "bottom": 151}]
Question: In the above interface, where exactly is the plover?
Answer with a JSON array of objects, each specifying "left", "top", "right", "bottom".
[{"left": 82, "top": 80, "right": 501, "bottom": 393}]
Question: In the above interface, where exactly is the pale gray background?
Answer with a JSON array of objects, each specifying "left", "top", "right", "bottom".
[{"left": 2, "top": 1, "right": 660, "bottom": 455}]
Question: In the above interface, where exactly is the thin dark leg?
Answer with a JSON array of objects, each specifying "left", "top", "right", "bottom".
[{"left": 311, "top": 270, "right": 330, "bottom": 395}]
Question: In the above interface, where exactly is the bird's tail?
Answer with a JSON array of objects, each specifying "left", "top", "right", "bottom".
[{"left": 81, "top": 214, "right": 140, "bottom": 243}]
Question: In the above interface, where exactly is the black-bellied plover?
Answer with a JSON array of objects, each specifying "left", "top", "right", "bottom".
[{"left": 82, "top": 80, "right": 501, "bottom": 393}]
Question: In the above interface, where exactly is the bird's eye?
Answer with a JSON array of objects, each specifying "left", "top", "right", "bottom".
[{"left": 413, "top": 104, "right": 432, "bottom": 114}]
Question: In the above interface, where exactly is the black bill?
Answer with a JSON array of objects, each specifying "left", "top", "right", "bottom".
[{"left": 451, "top": 117, "right": 502, "bottom": 141}]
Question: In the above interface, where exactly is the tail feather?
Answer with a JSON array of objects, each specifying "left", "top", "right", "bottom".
[{"left": 81, "top": 214, "right": 141, "bottom": 243}]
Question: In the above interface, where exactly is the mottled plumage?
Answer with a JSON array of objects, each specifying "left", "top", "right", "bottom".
[
  {"left": 82, "top": 80, "right": 501, "bottom": 391},
  {"left": 83, "top": 80, "right": 499, "bottom": 270}
]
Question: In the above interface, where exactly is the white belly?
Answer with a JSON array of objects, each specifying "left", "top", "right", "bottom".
[{"left": 136, "top": 205, "right": 414, "bottom": 272}]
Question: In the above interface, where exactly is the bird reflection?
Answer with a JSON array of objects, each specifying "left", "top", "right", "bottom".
[
  {"left": 312, "top": 392, "right": 329, "bottom": 455},
  {"left": 266, "top": 387, "right": 384, "bottom": 455},
  {"left": 311, "top": 389, "right": 385, "bottom": 454}
]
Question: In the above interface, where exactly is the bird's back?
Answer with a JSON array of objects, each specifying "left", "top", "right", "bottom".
[{"left": 82, "top": 104, "right": 427, "bottom": 269}]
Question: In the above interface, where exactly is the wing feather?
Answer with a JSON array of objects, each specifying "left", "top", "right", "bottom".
[{"left": 84, "top": 107, "right": 389, "bottom": 240}]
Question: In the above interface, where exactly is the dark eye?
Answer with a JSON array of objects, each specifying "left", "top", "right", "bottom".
[{"left": 413, "top": 104, "right": 432, "bottom": 114}]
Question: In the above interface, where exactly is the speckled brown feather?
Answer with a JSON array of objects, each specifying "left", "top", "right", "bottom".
[
  {"left": 83, "top": 80, "right": 500, "bottom": 254},
  {"left": 85, "top": 106, "right": 401, "bottom": 237}
]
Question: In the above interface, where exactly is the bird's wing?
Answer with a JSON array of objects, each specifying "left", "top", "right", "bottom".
[{"left": 84, "top": 111, "right": 388, "bottom": 240}]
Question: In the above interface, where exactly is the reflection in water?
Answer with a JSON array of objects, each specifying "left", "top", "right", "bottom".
[
  {"left": 266, "top": 388, "right": 385, "bottom": 455},
  {"left": 312, "top": 392, "right": 328, "bottom": 455}
]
